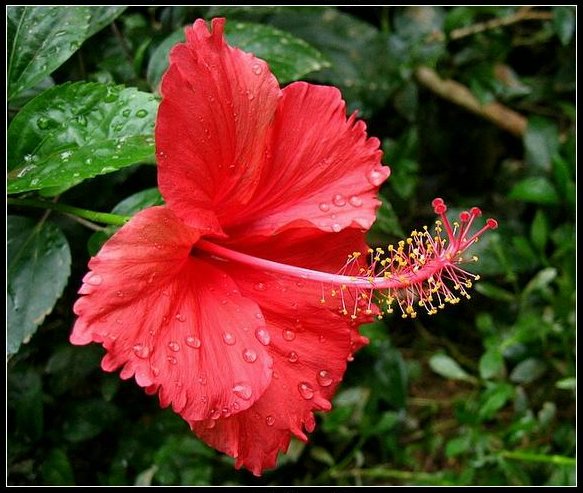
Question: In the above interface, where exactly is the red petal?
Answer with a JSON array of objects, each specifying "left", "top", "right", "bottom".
[
  {"left": 156, "top": 18, "right": 281, "bottom": 232},
  {"left": 71, "top": 207, "right": 273, "bottom": 421},
  {"left": 189, "top": 259, "right": 367, "bottom": 475},
  {"left": 224, "top": 82, "right": 389, "bottom": 237}
]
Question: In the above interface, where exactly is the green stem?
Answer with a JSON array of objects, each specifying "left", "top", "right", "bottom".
[
  {"left": 329, "top": 467, "right": 454, "bottom": 485},
  {"left": 499, "top": 450, "right": 576, "bottom": 466},
  {"left": 7, "top": 198, "right": 130, "bottom": 226}
]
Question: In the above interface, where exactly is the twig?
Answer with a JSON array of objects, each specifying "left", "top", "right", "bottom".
[
  {"left": 427, "top": 8, "right": 554, "bottom": 43},
  {"left": 415, "top": 66, "right": 527, "bottom": 138},
  {"left": 64, "top": 213, "right": 107, "bottom": 232},
  {"left": 110, "top": 21, "right": 133, "bottom": 66}
]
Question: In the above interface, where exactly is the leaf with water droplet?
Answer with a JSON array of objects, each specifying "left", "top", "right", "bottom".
[
  {"left": 7, "top": 215, "right": 71, "bottom": 357},
  {"left": 8, "top": 7, "right": 125, "bottom": 102},
  {"left": 8, "top": 82, "right": 158, "bottom": 194}
]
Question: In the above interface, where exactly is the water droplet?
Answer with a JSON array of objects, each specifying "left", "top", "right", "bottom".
[
  {"left": 185, "top": 336, "right": 201, "bottom": 348},
  {"left": 135, "top": 109, "right": 148, "bottom": 118},
  {"left": 209, "top": 409, "right": 221, "bottom": 420},
  {"left": 298, "top": 382, "right": 314, "bottom": 400},
  {"left": 246, "top": 90, "right": 255, "bottom": 101},
  {"left": 86, "top": 273, "right": 102, "bottom": 286},
  {"left": 232, "top": 382, "right": 253, "bottom": 400},
  {"left": 331, "top": 223, "right": 342, "bottom": 233},
  {"left": 319, "top": 335, "right": 326, "bottom": 343},
  {"left": 349, "top": 195, "right": 363, "bottom": 207},
  {"left": 133, "top": 343, "right": 150, "bottom": 359},
  {"left": 167, "top": 356, "right": 177, "bottom": 365},
  {"left": 255, "top": 327, "right": 271, "bottom": 346},
  {"left": 288, "top": 351, "right": 299, "bottom": 363},
  {"left": 122, "top": 109, "right": 131, "bottom": 117},
  {"left": 84, "top": 157, "right": 92, "bottom": 165},
  {"left": 319, "top": 202, "right": 330, "bottom": 212},
  {"left": 242, "top": 348, "right": 257, "bottom": 363},
  {"left": 367, "top": 168, "right": 385, "bottom": 186},
  {"left": 60, "top": 150, "right": 72, "bottom": 161},
  {"left": 116, "top": 290, "right": 124, "bottom": 297},
  {"left": 317, "top": 369, "right": 333, "bottom": 387},
  {"left": 104, "top": 90, "right": 117, "bottom": 103},
  {"left": 198, "top": 374, "right": 207, "bottom": 385},
  {"left": 255, "top": 313, "right": 263, "bottom": 320},
  {"left": 168, "top": 341, "right": 180, "bottom": 352},
  {"left": 333, "top": 194, "right": 346, "bottom": 207},
  {"left": 265, "top": 415, "right": 275, "bottom": 426},
  {"left": 222, "top": 332, "right": 236, "bottom": 345},
  {"left": 69, "top": 41, "right": 80, "bottom": 51},
  {"left": 176, "top": 313, "right": 186, "bottom": 322},
  {"left": 252, "top": 63, "right": 263, "bottom": 75},
  {"left": 254, "top": 282, "right": 266, "bottom": 292},
  {"left": 205, "top": 419, "right": 216, "bottom": 429},
  {"left": 36, "top": 116, "right": 50, "bottom": 130},
  {"left": 282, "top": 329, "right": 296, "bottom": 341}
]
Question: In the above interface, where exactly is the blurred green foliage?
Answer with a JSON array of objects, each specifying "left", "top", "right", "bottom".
[{"left": 7, "top": 6, "right": 575, "bottom": 486}]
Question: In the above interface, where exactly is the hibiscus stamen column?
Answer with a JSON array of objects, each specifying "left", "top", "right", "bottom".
[{"left": 195, "top": 199, "right": 498, "bottom": 319}]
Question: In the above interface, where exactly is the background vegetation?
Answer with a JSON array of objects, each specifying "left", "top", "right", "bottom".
[{"left": 7, "top": 6, "right": 575, "bottom": 486}]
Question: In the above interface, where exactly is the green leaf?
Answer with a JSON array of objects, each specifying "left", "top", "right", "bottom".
[
  {"left": 429, "top": 353, "right": 476, "bottom": 383},
  {"left": 7, "top": 82, "right": 157, "bottom": 195},
  {"left": 523, "top": 116, "right": 559, "bottom": 172},
  {"left": 552, "top": 7, "right": 575, "bottom": 46},
  {"left": 510, "top": 358, "right": 547, "bottom": 384},
  {"left": 40, "top": 449, "right": 75, "bottom": 486},
  {"left": 7, "top": 216, "right": 71, "bottom": 357},
  {"left": 7, "top": 6, "right": 126, "bottom": 103},
  {"left": 7, "top": 6, "right": 91, "bottom": 101},
  {"left": 479, "top": 348, "right": 506, "bottom": 380},
  {"left": 86, "top": 6, "right": 127, "bottom": 38},
  {"left": 530, "top": 209, "right": 549, "bottom": 253},
  {"left": 478, "top": 382, "right": 514, "bottom": 420},
  {"left": 63, "top": 400, "right": 120, "bottom": 443},
  {"left": 508, "top": 177, "right": 559, "bottom": 205},
  {"left": 7, "top": 368, "right": 44, "bottom": 440},
  {"left": 226, "top": 21, "right": 329, "bottom": 84},
  {"left": 147, "top": 21, "right": 328, "bottom": 91},
  {"left": 445, "top": 434, "right": 472, "bottom": 458}
]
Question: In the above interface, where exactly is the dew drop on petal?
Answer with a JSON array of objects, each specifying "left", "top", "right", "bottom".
[
  {"left": 331, "top": 223, "right": 342, "bottom": 233},
  {"left": 133, "top": 343, "right": 150, "bottom": 359},
  {"left": 367, "top": 168, "right": 385, "bottom": 186},
  {"left": 319, "top": 202, "right": 330, "bottom": 212},
  {"left": 298, "top": 382, "right": 314, "bottom": 400},
  {"left": 198, "top": 374, "right": 207, "bottom": 385},
  {"left": 255, "top": 312, "right": 263, "bottom": 320},
  {"left": 167, "top": 356, "right": 177, "bottom": 365},
  {"left": 288, "top": 351, "right": 299, "bottom": 363},
  {"left": 151, "top": 366, "right": 160, "bottom": 376},
  {"left": 317, "top": 369, "right": 333, "bottom": 387},
  {"left": 254, "top": 282, "right": 266, "bottom": 292},
  {"left": 255, "top": 327, "right": 271, "bottom": 346},
  {"left": 185, "top": 336, "right": 201, "bottom": 348},
  {"left": 222, "top": 332, "right": 236, "bottom": 345},
  {"left": 116, "top": 290, "right": 124, "bottom": 298},
  {"left": 168, "top": 341, "right": 180, "bottom": 352},
  {"left": 176, "top": 313, "right": 186, "bottom": 322},
  {"left": 242, "top": 348, "right": 257, "bottom": 363},
  {"left": 349, "top": 195, "right": 363, "bottom": 207},
  {"left": 266, "top": 415, "right": 275, "bottom": 426},
  {"left": 205, "top": 420, "right": 216, "bottom": 429},
  {"left": 333, "top": 193, "right": 346, "bottom": 207},
  {"left": 252, "top": 63, "right": 263, "bottom": 75},
  {"left": 282, "top": 329, "right": 296, "bottom": 341},
  {"left": 86, "top": 273, "right": 102, "bottom": 286},
  {"left": 232, "top": 382, "right": 253, "bottom": 401},
  {"left": 210, "top": 409, "right": 221, "bottom": 420}
]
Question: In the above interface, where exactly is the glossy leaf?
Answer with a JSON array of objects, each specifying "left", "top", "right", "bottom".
[
  {"left": 86, "top": 6, "right": 127, "bottom": 38},
  {"left": 508, "top": 177, "right": 559, "bottom": 205},
  {"left": 429, "top": 354, "right": 475, "bottom": 383},
  {"left": 7, "top": 82, "right": 158, "bottom": 195},
  {"left": 7, "top": 216, "right": 71, "bottom": 357},
  {"left": 147, "top": 20, "right": 328, "bottom": 91},
  {"left": 510, "top": 358, "right": 547, "bottom": 384},
  {"left": 7, "top": 6, "right": 92, "bottom": 101},
  {"left": 523, "top": 117, "right": 559, "bottom": 172}
]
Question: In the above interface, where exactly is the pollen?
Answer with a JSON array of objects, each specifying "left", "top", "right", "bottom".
[{"left": 330, "top": 198, "right": 498, "bottom": 319}]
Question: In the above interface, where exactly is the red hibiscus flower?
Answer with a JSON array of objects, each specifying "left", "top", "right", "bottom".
[{"left": 71, "top": 18, "right": 497, "bottom": 476}]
